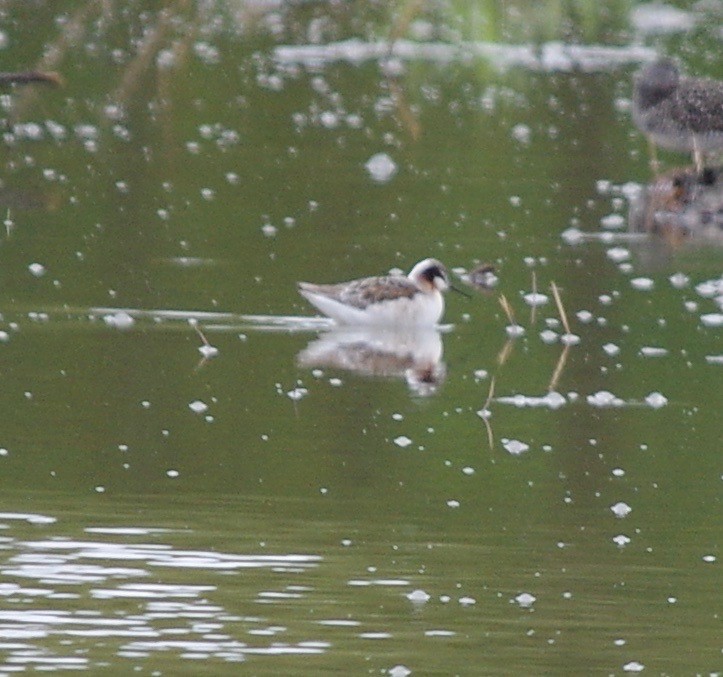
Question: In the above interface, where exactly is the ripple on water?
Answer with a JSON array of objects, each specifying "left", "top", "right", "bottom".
[
  {"left": 91, "top": 584, "right": 216, "bottom": 600},
  {"left": 316, "top": 619, "right": 361, "bottom": 627},
  {"left": 347, "top": 579, "right": 410, "bottom": 587},
  {"left": 0, "top": 521, "right": 326, "bottom": 668},
  {"left": 0, "top": 513, "right": 56, "bottom": 525}
]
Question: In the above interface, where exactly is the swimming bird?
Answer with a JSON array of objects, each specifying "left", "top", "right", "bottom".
[
  {"left": 298, "top": 258, "right": 464, "bottom": 326},
  {"left": 632, "top": 58, "right": 723, "bottom": 173}
]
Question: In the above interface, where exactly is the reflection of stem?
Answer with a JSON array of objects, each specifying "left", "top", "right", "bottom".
[
  {"left": 550, "top": 281, "right": 570, "bottom": 335},
  {"left": 481, "top": 334, "right": 514, "bottom": 453},
  {"left": 548, "top": 344, "right": 569, "bottom": 393},
  {"left": 548, "top": 281, "right": 572, "bottom": 391},
  {"left": 14, "top": 0, "right": 100, "bottom": 118},
  {"left": 387, "top": 0, "right": 425, "bottom": 55},
  {"left": 385, "top": 0, "right": 424, "bottom": 140},
  {"left": 480, "top": 376, "right": 495, "bottom": 451},
  {"left": 158, "top": 19, "right": 199, "bottom": 156},
  {"left": 481, "top": 412, "right": 494, "bottom": 451},
  {"left": 111, "top": 7, "right": 175, "bottom": 106},
  {"left": 483, "top": 375, "right": 496, "bottom": 410},
  {"left": 388, "top": 78, "right": 422, "bottom": 141},
  {"left": 191, "top": 321, "right": 209, "bottom": 371}
]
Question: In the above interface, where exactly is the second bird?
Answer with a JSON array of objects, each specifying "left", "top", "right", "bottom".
[{"left": 632, "top": 58, "right": 723, "bottom": 173}]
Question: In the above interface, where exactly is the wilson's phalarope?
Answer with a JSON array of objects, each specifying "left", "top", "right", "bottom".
[
  {"left": 298, "top": 258, "right": 465, "bottom": 326},
  {"left": 633, "top": 59, "right": 723, "bottom": 173}
]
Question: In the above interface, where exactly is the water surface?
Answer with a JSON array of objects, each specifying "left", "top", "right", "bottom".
[{"left": 0, "top": 2, "right": 720, "bottom": 674}]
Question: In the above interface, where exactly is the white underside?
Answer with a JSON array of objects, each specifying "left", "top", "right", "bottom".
[{"left": 300, "top": 289, "right": 444, "bottom": 326}]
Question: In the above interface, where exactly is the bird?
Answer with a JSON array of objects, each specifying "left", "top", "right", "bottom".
[
  {"left": 632, "top": 58, "right": 723, "bottom": 174},
  {"left": 297, "top": 258, "right": 466, "bottom": 326}
]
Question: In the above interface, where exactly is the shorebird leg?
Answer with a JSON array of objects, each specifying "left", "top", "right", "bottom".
[
  {"left": 692, "top": 136, "right": 704, "bottom": 176},
  {"left": 647, "top": 136, "right": 661, "bottom": 175}
]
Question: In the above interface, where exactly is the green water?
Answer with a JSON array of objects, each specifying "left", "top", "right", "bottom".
[{"left": 0, "top": 2, "right": 720, "bottom": 674}]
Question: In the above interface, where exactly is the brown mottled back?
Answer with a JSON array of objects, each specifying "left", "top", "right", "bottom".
[
  {"left": 299, "top": 275, "right": 419, "bottom": 309},
  {"left": 675, "top": 79, "right": 723, "bottom": 134}
]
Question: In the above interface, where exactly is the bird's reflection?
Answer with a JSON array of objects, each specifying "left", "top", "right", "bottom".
[
  {"left": 628, "top": 165, "right": 723, "bottom": 243},
  {"left": 297, "top": 326, "right": 446, "bottom": 397},
  {"left": 626, "top": 165, "right": 723, "bottom": 271}
]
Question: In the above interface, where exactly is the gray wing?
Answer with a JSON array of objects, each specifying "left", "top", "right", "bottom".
[{"left": 299, "top": 275, "right": 418, "bottom": 310}]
